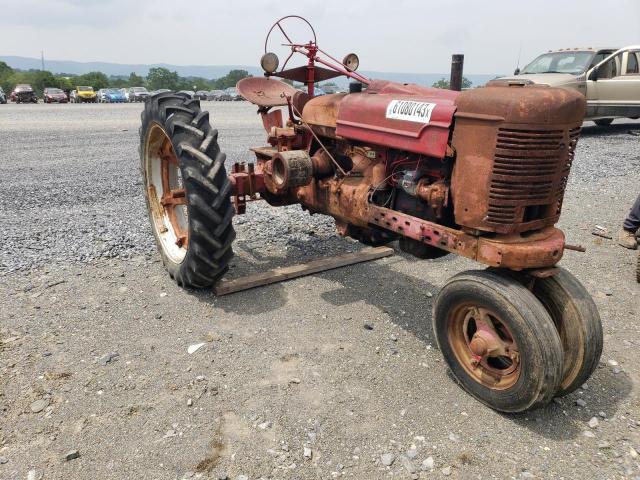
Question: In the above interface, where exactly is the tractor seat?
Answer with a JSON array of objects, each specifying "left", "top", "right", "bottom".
[{"left": 301, "top": 93, "right": 347, "bottom": 128}]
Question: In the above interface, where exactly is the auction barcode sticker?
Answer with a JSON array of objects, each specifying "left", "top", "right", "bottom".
[{"left": 386, "top": 100, "right": 436, "bottom": 124}]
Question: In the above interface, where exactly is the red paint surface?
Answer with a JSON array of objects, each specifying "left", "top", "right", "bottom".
[{"left": 336, "top": 80, "right": 458, "bottom": 158}]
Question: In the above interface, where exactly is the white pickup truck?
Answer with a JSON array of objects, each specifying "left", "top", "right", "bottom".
[{"left": 500, "top": 46, "right": 640, "bottom": 126}]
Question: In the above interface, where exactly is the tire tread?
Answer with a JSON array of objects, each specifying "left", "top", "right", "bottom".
[{"left": 139, "top": 95, "right": 235, "bottom": 289}]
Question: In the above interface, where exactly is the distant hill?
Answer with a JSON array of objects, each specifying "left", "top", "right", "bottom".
[
  {"left": 0, "top": 56, "right": 261, "bottom": 79},
  {"left": 0, "top": 55, "right": 498, "bottom": 88}
]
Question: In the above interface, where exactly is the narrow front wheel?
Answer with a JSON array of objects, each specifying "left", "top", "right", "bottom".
[
  {"left": 433, "top": 270, "right": 563, "bottom": 412},
  {"left": 530, "top": 268, "right": 603, "bottom": 396}
]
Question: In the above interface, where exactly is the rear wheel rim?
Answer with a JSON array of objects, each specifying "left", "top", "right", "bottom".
[
  {"left": 448, "top": 304, "right": 521, "bottom": 390},
  {"left": 144, "top": 124, "right": 189, "bottom": 264}
]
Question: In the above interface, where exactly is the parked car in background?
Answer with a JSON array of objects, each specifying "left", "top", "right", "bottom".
[
  {"left": 0, "top": 87, "right": 6, "bottom": 104},
  {"left": 215, "top": 90, "right": 233, "bottom": 101},
  {"left": 177, "top": 90, "right": 195, "bottom": 99},
  {"left": 120, "top": 88, "right": 130, "bottom": 102},
  {"left": 72, "top": 86, "right": 97, "bottom": 103},
  {"left": 502, "top": 46, "right": 640, "bottom": 125},
  {"left": 150, "top": 89, "right": 171, "bottom": 95},
  {"left": 11, "top": 84, "right": 38, "bottom": 103},
  {"left": 101, "top": 88, "right": 127, "bottom": 103},
  {"left": 207, "top": 90, "right": 224, "bottom": 100},
  {"left": 43, "top": 87, "right": 68, "bottom": 103},
  {"left": 128, "top": 87, "right": 149, "bottom": 102},
  {"left": 194, "top": 90, "right": 209, "bottom": 100},
  {"left": 224, "top": 87, "right": 243, "bottom": 101},
  {"left": 320, "top": 83, "right": 341, "bottom": 94},
  {"left": 296, "top": 86, "right": 326, "bottom": 96}
]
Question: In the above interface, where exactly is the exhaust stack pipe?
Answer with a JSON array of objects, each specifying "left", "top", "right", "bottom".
[{"left": 450, "top": 54, "right": 464, "bottom": 91}]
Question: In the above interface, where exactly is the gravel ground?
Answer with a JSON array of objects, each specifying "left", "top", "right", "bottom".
[{"left": 0, "top": 102, "right": 639, "bottom": 480}]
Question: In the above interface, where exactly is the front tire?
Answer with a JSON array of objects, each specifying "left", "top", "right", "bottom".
[
  {"left": 140, "top": 93, "right": 235, "bottom": 289},
  {"left": 530, "top": 268, "right": 603, "bottom": 396},
  {"left": 433, "top": 270, "right": 564, "bottom": 412}
]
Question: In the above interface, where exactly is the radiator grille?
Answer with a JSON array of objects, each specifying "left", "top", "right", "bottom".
[{"left": 487, "top": 127, "right": 579, "bottom": 225}]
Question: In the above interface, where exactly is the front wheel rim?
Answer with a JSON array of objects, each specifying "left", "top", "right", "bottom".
[
  {"left": 447, "top": 304, "right": 521, "bottom": 390},
  {"left": 144, "top": 123, "right": 189, "bottom": 264}
]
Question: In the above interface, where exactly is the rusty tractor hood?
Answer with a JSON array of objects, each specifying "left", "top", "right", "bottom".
[
  {"left": 457, "top": 81, "right": 586, "bottom": 124},
  {"left": 333, "top": 80, "right": 459, "bottom": 159}
]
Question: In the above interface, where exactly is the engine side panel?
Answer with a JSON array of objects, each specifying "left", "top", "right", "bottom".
[{"left": 336, "top": 80, "right": 458, "bottom": 159}]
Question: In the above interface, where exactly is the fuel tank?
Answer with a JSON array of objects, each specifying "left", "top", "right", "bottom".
[{"left": 334, "top": 80, "right": 458, "bottom": 158}]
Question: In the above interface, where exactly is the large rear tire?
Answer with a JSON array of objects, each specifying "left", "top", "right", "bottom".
[
  {"left": 433, "top": 270, "right": 563, "bottom": 412},
  {"left": 140, "top": 92, "right": 235, "bottom": 289}
]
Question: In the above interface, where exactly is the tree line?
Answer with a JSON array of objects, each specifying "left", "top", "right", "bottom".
[
  {"left": 431, "top": 77, "right": 473, "bottom": 89},
  {"left": 0, "top": 60, "right": 473, "bottom": 96},
  {"left": 0, "top": 63, "right": 251, "bottom": 95}
]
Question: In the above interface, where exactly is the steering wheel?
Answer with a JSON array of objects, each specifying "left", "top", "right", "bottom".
[{"left": 264, "top": 15, "right": 317, "bottom": 72}]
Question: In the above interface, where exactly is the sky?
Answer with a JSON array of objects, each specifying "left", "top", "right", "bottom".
[{"left": 0, "top": 0, "right": 639, "bottom": 75}]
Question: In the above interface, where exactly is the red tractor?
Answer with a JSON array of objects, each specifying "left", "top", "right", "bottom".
[{"left": 139, "top": 16, "right": 602, "bottom": 412}]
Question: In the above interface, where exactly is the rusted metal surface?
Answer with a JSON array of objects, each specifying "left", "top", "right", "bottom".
[
  {"left": 310, "top": 150, "right": 334, "bottom": 178},
  {"left": 229, "top": 162, "right": 265, "bottom": 214},
  {"left": 451, "top": 82, "right": 586, "bottom": 234},
  {"left": 158, "top": 136, "right": 188, "bottom": 249},
  {"left": 367, "top": 205, "right": 565, "bottom": 269},
  {"left": 234, "top": 79, "right": 581, "bottom": 271},
  {"left": 230, "top": 17, "right": 590, "bottom": 276},
  {"left": 266, "top": 125, "right": 301, "bottom": 151},
  {"left": 448, "top": 305, "right": 521, "bottom": 390},
  {"left": 296, "top": 176, "right": 377, "bottom": 229},
  {"left": 476, "top": 228, "right": 564, "bottom": 268},
  {"left": 236, "top": 77, "right": 299, "bottom": 107},
  {"left": 143, "top": 124, "right": 190, "bottom": 263},
  {"left": 301, "top": 93, "right": 347, "bottom": 129},
  {"left": 271, "top": 150, "right": 314, "bottom": 191},
  {"left": 415, "top": 180, "right": 449, "bottom": 218},
  {"left": 261, "top": 109, "right": 283, "bottom": 133},
  {"left": 368, "top": 205, "right": 473, "bottom": 251}
]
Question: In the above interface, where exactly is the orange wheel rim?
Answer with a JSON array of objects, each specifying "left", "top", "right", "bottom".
[
  {"left": 447, "top": 304, "right": 521, "bottom": 390},
  {"left": 144, "top": 123, "right": 189, "bottom": 263}
]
